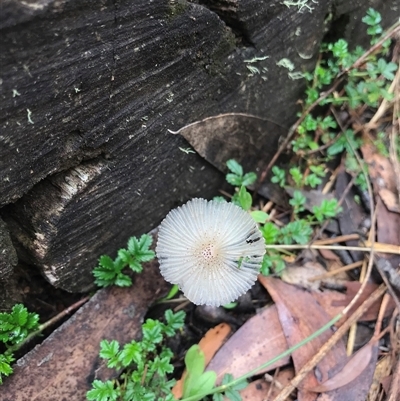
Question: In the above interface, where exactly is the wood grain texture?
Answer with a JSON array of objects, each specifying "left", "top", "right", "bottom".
[
  {"left": 1, "top": 0, "right": 396, "bottom": 292},
  {"left": 0, "top": 217, "right": 17, "bottom": 278}
]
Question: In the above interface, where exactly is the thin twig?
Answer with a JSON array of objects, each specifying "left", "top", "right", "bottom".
[
  {"left": 265, "top": 243, "right": 400, "bottom": 255},
  {"left": 308, "top": 260, "right": 363, "bottom": 281},
  {"left": 313, "top": 233, "right": 360, "bottom": 245}
]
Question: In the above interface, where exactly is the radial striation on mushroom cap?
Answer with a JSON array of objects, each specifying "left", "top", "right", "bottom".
[{"left": 156, "top": 198, "right": 266, "bottom": 307}]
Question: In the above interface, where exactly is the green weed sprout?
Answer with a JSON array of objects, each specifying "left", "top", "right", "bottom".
[
  {"left": 0, "top": 304, "right": 40, "bottom": 384},
  {"left": 86, "top": 309, "right": 185, "bottom": 401},
  {"left": 93, "top": 234, "right": 155, "bottom": 287}
]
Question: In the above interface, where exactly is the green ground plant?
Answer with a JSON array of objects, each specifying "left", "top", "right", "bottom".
[
  {"left": 225, "top": 159, "right": 342, "bottom": 275},
  {"left": 0, "top": 304, "right": 39, "bottom": 384},
  {"left": 93, "top": 234, "right": 155, "bottom": 287},
  {"left": 288, "top": 7, "right": 397, "bottom": 193},
  {"left": 87, "top": 309, "right": 185, "bottom": 401}
]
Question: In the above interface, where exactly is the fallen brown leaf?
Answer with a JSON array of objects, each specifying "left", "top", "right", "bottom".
[
  {"left": 307, "top": 342, "right": 377, "bottom": 392},
  {"left": 379, "top": 187, "right": 400, "bottom": 213},
  {"left": 206, "top": 304, "right": 289, "bottom": 382},
  {"left": 259, "top": 276, "right": 348, "bottom": 401}
]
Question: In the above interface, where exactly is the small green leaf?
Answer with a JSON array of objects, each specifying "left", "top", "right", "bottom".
[
  {"left": 271, "top": 166, "right": 286, "bottom": 187},
  {"left": 0, "top": 353, "right": 14, "bottom": 384},
  {"left": 184, "top": 345, "right": 205, "bottom": 379},
  {"left": 113, "top": 274, "right": 132, "bottom": 287},
  {"left": 99, "top": 255, "right": 114, "bottom": 269},
  {"left": 225, "top": 388, "right": 242, "bottom": 401},
  {"left": 163, "top": 284, "right": 180, "bottom": 300},
  {"left": 164, "top": 310, "right": 185, "bottom": 332},
  {"left": 289, "top": 167, "right": 303, "bottom": 187},
  {"left": 238, "top": 186, "right": 252, "bottom": 211},
  {"left": 222, "top": 302, "right": 238, "bottom": 309},
  {"left": 142, "top": 319, "right": 163, "bottom": 344},
  {"left": 226, "top": 159, "right": 243, "bottom": 176},
  {"left": 250, "top": 210, "right": 269, "bottom": 223},
  {"left": 260, "top": 222, "right": 279, "bottom": 244},
  {"left": 120, "top": 341, "right": 142, "bottom": 366},
  {"left": 241, "top": 172, "right": 257, "bottom": 186},
  {"left": 226, "top": 174, "right": 243, "bottom": 187},
  {"left": 86, "top": 380, "right": 119, "bottom": 401},
  {"left": 362, "top": 8, "right": 381, "bottom": 26},
  {"left": 99, "top": 340, "right": 120, "bottom": 368}
]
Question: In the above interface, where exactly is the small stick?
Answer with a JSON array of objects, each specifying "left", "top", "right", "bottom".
[
  {"left": 265, "top": 243, "right": 400, "bottom": 255},
  {"left": 313, "top": 233, "right": 360, "bottom": 245},
  {"left": 308, "top": 260, "right": 363, "bottom": 281}
]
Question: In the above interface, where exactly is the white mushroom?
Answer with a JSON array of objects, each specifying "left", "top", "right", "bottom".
[{"left": 156, "top": 198, "right": 266, "bottom": 306}]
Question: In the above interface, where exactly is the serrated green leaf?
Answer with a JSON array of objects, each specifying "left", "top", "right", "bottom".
[
  {"left": 86, "top": 380, "right": 119, "bottom": 401},
  {"left": 127, "top": 236, "right": 139, "bottom": 254},
  {"left": 226, "top": 159, "right": 243, "bottom": 176},
  {"left": 261, "top": 222, "right": 279, "bottom": 244},
  {"left": 138, "top": 234, "right": 153, "bottom": 250},
  {"left": 12, "top": 304, "right": 28, "bottom": 326},
  {"left": 114, "top": 274, "right": 132, "bottom": 287},
  {"left": 241, "top": 172, "right": 257, "bottom": 186},
  {"left": 26, "top": 313, "right": 40, "bottom": 330},
  {"left": 120, "top": 341, "right": 142, "bottom": 366},
  {"left": 100, "top": 340, "right": 120, "bottom": 360},
  {"left": 164, "top": 310, "right": 185, "bottom": 331},
  {"left": 135, "top": 250, "right": 155, "bottom": 263},
  {"left": 99, "top": 255, "right": 115, "bottom": 269},
  {"left": 129, "top": 259, "right": 143, "bottom": 272},
  {"left": 142, "top": 319, "right": 163, "bottom": 344},
  {"left": 226, "top": 173, "right": 243, "bottom": 187},
  {"left": 0, "top": 353, "right": 14, "bottom": 383}
]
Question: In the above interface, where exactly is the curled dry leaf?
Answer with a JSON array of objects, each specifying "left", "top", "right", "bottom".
[
  {"left": 206, "top": 304, "right": 290, "bottom": 382},
  {"left": 168, "top": 113, "right": 285, "bottom": 175},
  {"left": 379, "top": 187, "right": 400, "bottom": 214},
  {"left": 307, "top": 342, "right": 377, "bottom": 393}
]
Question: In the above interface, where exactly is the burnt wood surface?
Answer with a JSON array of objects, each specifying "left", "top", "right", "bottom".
[{"left": 1, "top": 0, "right": 398, "bottom": 293}]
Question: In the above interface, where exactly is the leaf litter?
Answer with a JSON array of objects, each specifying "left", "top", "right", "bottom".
[{"left": 166, "top": 13, "right": 400, "bottom": 401}]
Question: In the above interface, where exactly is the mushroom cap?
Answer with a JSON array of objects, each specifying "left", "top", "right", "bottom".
[{"left": 156, "top": 198, "right": 265, "bottom": 306}]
